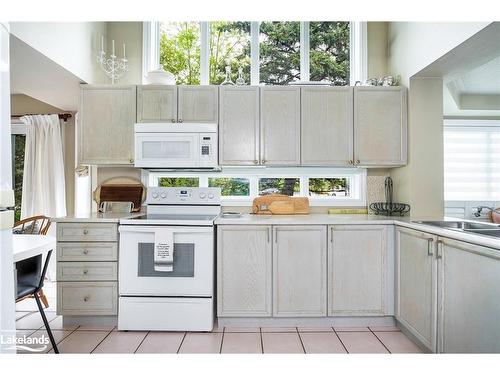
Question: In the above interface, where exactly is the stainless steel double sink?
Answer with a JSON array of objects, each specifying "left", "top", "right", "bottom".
[{"left": 413, "top": 220, "right": 500, "bottom": 239}]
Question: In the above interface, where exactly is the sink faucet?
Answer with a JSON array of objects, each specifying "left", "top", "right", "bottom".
[{"left": 473, "top": 206, "right": 500, "bottom": 218}]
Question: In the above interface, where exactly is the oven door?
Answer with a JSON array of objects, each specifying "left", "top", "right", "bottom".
[
  {"left": 134, "top": 132, "right": 200, "bottom": 168},
  {"left": 118, "top": 225, "right": 213, "bottom": 297}
]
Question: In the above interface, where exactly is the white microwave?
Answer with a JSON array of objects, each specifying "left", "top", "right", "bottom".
[{"left": 134, "top": 123, "right": 218, "bottom": 169}]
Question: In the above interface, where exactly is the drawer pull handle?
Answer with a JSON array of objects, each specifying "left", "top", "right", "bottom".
[
  {"left": 83, "top": 296, "right": 90, "bottom": 302},
  {"left": 83, "top": 249, "right": 89, "bottom": 255},
  {"left": 427, "top": 238, "right": 434, "bottom": 256},
  {"left": 83, "top": 229, "right": 89, "bottom": 235},
  {"left": 83, "top": 270, "right": 88, "bottom": 275}
]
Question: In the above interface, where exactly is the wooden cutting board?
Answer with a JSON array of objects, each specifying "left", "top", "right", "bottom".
[
  {"left": 252, "top": 195, "right": 310, "bottom": 215},
  {"left": 491, "top": 208, "right": 500, "bottom": 224}
]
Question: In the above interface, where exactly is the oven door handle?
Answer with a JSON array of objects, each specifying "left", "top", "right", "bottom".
[{"left": 118, "top": 225, "right": 214, "bottom": 234}]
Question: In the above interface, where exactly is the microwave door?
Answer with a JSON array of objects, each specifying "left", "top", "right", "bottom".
[{"left": 135, "top": 133, "right": 200, "bottom": 168}]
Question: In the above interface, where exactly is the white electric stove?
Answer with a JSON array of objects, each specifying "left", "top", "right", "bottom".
[{"left": 117, "top": 187, "right": 221, "bottom": 332}]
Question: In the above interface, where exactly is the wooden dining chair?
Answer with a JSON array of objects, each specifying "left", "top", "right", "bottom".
[{"left": 13, "top": 215, "right": 52, "bottom": 308}]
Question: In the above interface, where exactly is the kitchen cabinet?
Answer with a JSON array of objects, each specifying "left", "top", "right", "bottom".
[
  {"left": 395, "top": 227, "right": 437, "bottom": 352},
  {"left": 353, "top": 86, "right": 407, "bottom": 166},
  {"left": 178, "top": 86, "right": 219, "bottom": 123},
  {"left": 273, "top": 225, "right": 327, "bottom": 317},
  {"left": 136, "top": 85, "right": 177, "bottom": 123},
  {"left": 217, "top": 226, "right": 272, "bottom": 317},
  {"left": 328, "top": 225, "right": 391, "bottom": 316},
  {"left": 78, "top": 85, "right": 136, "bottom": 165},
  {"left": 260, "top": 87, "right": 301, "bottom": 165},
  {"left": 301, "top": 87, "right": 353, "bottom": 166},
  {"left": 438, "top": 238, "right": 500, "bottom": 353},
  {"left": 219, "top": 86, "right": 260, "bottom": 165}
]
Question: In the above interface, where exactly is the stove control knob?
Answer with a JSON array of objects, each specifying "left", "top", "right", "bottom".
[
  {"left": 208, "top": 194, "right": 214, "bottom": 199},
  {"left": 199, "top": 193, "right": 207, "bottom": 199},
  {"left": 152, "top": 192, "right": 159, "bottom": 199},
  {"left": 160, "top": 193, "right": 167, "bottom": 199}
]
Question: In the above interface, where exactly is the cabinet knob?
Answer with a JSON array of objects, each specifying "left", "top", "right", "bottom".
[
  {"left": 178, "top": 119, "right": 183, "bottom": 123},
  {"left": 83, "top": 296, "right": 90, "bottom": 302},
  {"left": 355, "top": 160, "right": 360, "bottom": 165},
  {"left": 83, "top": 229, "right": 89, "bottom": 235},
  {"left": 83, "top": 269, "right": 88, "bottom": 275},
  {"left": 171, "top": 119, "right": 176, "bottom": 123},
  {"left": 253, "top": 160, "right": 258, "bottom": 165},
  {"left": 262, "top": 159, "right": 266, "bottom": 164},
  {"left": 83, "top": 249, "right": 89, "bottom": 255},
  {"left": 348, "top": 160, "right": 353, "bottom": 165},
  {"left": 129, "top": 159, "right": 134, "bottom": 164}
]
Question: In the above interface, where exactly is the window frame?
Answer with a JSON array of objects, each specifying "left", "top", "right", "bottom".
[
  {"left": 144, "top": 21, "right": 367, "bottom": 85},
  {"left": 142, "top": 167, "right": 366, "bottom": 207}
]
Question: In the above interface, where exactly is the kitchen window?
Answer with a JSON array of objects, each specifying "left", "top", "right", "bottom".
[
  {"left": 444, "top": 119, "right": 500, "bottom": 201},
  {"left": 145, "top": 168, "right": 366, "bottom": 206},
  {"left": 144, "top": 21, "right": 365, "bottom": 85}
]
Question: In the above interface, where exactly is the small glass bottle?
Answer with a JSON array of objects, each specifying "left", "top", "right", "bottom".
[
  {"left": 221, "top": 65, "right": 234, "bottom": 85},
  {"left": 235, "top": 66, "right": 245, "bottom": 85}
]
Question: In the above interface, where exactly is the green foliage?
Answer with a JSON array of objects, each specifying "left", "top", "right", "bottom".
[
  {"left": 208, "top": 178, "right": 249, "bottom": 196},
  {"left": 259, "top": 178, "right": 300, "bottom": 196},
  {"left": 159, "top": 21, "right": 350, "bottom": 85},
  {"left": 309, "top": 178, "right": 349, "bottom": 196},
  {"left": 158, "top": 177, "right": 199, "bottom": 187}
]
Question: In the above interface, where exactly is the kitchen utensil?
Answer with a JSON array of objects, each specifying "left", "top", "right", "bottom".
[
  {"left": 99, "top": 201, "right": 134, "bottom": 213},
  {"left": 93, "top": 177, "right": 145, "bottom": 213},
  {"left": 369, "top": 177, "right": 410, "bottom": 216},
  {"left": 491, "top": 208, "right": 500, "bottom": 224},
  {"left": 252, "top": 195, "right": 310, "bottom": 215}
]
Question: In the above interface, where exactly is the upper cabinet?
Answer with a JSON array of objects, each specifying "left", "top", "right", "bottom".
[
  {"left": 260, "top": 87, "right": 301, "bottom": 166},
  {"left": 78, "top": 85, "right": 136, "bottom": 165},
  {"left": 219, "top": 86, "right": 260, "bottom": 166},
  {"left": 136, "top": 85, "right": 177, "bottom": 123},
  {"left": 301, "top": 87, "right": 353, "bottom": 166},
  {"left": 177, "top": 86, "right": 219, "bottom": 123},
  {"left": 354, "top": 86, "right": 407, "bottom": 167}
]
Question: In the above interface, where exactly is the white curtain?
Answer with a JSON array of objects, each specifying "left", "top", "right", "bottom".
[{"left": 20, "top": 114, "right": 66, "bottom": 219}]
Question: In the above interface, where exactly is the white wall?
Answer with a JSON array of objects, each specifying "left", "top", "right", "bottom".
[
  {"left": 10, "top": 22, "right": 107, "bottom": 84},
  {"left": 388, "top": 22, "right": 489, "bottom": 86}
]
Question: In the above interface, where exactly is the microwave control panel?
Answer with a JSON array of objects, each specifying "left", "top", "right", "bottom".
[{"left": 199, "top": 133, "right": 218, "bottom": 167}]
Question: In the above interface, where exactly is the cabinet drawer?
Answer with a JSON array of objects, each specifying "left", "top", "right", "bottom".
[
  {"left": 57, "top": 282, "right": 118, "bottom": 315},
  {"left": 57, "top": 262, "right": 117, "bottom": 281},
  {"left": 57, "top": 242, "right": 118, "bottom": 261},
  {"left": 57, "top": 223, "right": 118, "bottom": 242}
]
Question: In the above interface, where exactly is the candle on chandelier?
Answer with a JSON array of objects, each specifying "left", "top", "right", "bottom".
[
  {"left": 123, "top": 43, "right": 126, "bottom": 59},
  {"left": 101, "top": 35, "right": 104, "bottom": 53},
  {"left": 112, "top": 40, "right": 115, "bottom": 56}
]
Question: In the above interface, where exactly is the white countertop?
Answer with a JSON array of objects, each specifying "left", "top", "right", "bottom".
[
  {"left": 215, "top": 214, "right": 500, "bottom": 250},
  {"left": 13, "top": 234, "right": 56, "bottom": 263},
  {"left": 53, "top": 211, "right": 144, "bottom": 223}
]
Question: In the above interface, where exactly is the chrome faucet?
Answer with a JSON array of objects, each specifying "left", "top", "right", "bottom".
[{"left": 473, "top": 206, "right": 500, "bottom": 217}]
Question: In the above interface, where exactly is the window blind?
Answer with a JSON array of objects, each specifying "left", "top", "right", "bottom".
[{"left": 444, "top": 121, "right": 500, "bottom": 200}]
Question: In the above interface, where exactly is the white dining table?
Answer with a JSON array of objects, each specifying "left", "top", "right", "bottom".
[{"left": 12, "top": 234, "right": 56, "bottom": 263}]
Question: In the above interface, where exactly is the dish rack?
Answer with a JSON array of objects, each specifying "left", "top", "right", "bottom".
[{"left": 369, "top": 177, "right": 410, "bottom": 216}]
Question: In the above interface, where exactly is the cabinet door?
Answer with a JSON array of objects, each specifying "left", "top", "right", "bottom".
[
  {"left": 273, "top": 225, "right": 327, "bottom": 317},
  {"left": 395, "top": 227, "right": 437, "bottom": 352},
  {"left": 219, "top": 86, "right": 260, "bottom": 165},
  {"left": 438, "top": 238, "right": 500, "bottom": 353},
  {"left": 136, "top": 85, "right": 177, "bottom": 123},
  {"left": 217, "top": 226, "right": 272, "bottom": 317},
  {"left": 353, "top": 86, "right": 407, "bottom": 166},
  {"left": 301, "top": 87, "right": 353, "bottom": 166},
  {"left": 178, "top": 86, "right": 218, "bottom": 123},
  {"left": 328, "top": 225, "right": 389, "bottom": 316},
  {"left": 260, "top": 87, "right": 301, "bottom": 165},
  {"left": 79, "top": 85, "right": 136, "bottom": 165}
]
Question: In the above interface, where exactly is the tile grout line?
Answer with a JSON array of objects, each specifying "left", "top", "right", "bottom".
[
  {"left": 332, "top": 327, "right": 349, "bottom": 354},
  {"left": 44, "top": 325, "right": 82, "bottom": 354},
  {"left": 176, "top": 332, "right": 187, "bottom": 354},
  {"left": 134, "top": 331, "right": 151, "bottom": 354},
  {"left": 368, "top": 327, "right": 391, "bottom": 354},
  {"left": 219, "top": 327, "right": 225, "bottom": 354},
  {"left": 259, "top": 327, "right": 264, "bottom": 354},
  {"left": 90, "top": 328, "right": 115, "bottom": 354},
  {"left": 295, "top": 327, "right": 306, "bottom": 354}
]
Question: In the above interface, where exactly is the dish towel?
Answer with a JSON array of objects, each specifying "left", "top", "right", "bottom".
[{"left": 154, "top": 229, "right": 174, "bottom": 272}]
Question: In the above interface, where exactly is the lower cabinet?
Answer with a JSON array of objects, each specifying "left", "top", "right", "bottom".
[
  {"left": 57, "top": 282, "right": 118, "bottom": 315},
  {"left": 217, "top": 226, "right": 272, "bottom": 317},
  {"left": 395, "top": 227, "right": 437, "bottom": 352},
  {"left": 273, "top": 225, "right": 327, "bottom": 317},
  {"left": 438, "top": 238, "right": 500, "bottom": 353},
  {"left": 328, "top": 225, "right": 391, "bottom": 316}
]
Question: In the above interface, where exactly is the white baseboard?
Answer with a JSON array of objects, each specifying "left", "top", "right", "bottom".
[{"left": 217, "top": 316, "right": 395, "bottom": 328}]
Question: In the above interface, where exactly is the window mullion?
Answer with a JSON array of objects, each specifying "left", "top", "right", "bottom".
[
  {"left": 250, "top": 21, "right": 260, "bottom": 85},
  {"left": 300, "top": 21, "right": 310, "bottom": 82},
  {"left": 200, "top": 21, "right": 210, "bottom": 85}
]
